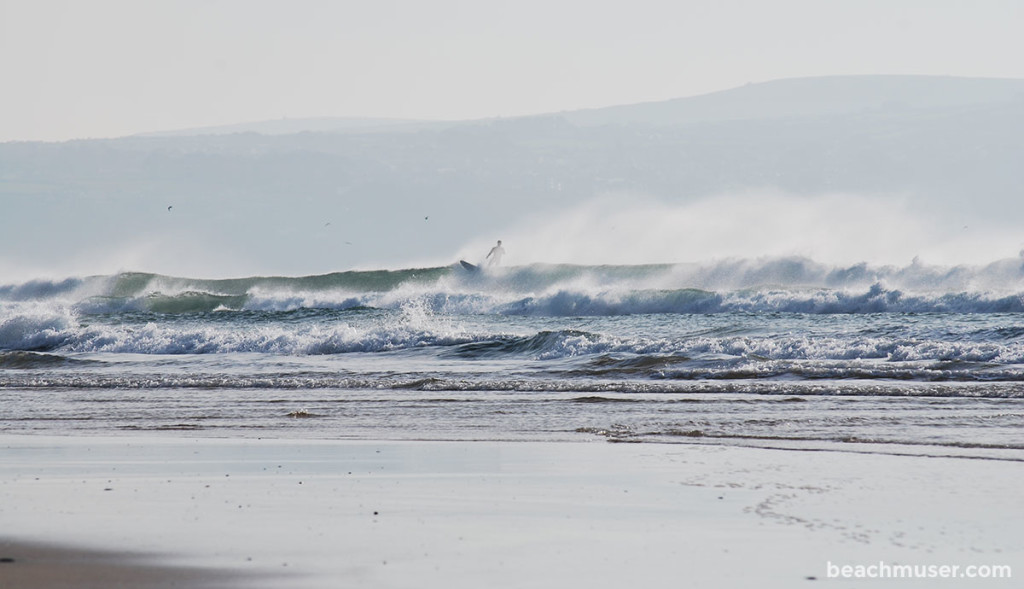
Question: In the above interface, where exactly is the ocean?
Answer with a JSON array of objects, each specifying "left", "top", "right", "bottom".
[{"left": 2, "top": 257, "right": 1023, "bottom": 455}]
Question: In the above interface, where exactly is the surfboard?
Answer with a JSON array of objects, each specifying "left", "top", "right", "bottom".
[{"left": 460, "top": 260, "right": 479, "bottom": 273}]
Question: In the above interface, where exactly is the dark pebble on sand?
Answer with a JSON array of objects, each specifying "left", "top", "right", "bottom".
[{"left": 0, "top": 558, "right": 15, "bottom": 563}]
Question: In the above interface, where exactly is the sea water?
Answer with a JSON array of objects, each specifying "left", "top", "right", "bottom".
[{"left": 1, "top": 258, "right": 1022, "bottom": 455}]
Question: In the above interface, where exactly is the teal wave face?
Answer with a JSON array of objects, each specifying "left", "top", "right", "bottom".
[
  {"left": 0, "top": 350, "right": 95, "bottom": 369},
  {"left": 104, "top": 266, "right": 454, "bottom": 298}
]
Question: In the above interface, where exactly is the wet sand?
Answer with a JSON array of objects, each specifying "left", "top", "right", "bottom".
[
  {"left": 1, "top": 435, "right": 1020, "bottom": 588},
  {"left": 0, "top": 540, "right": 246, "bottom": 589}
]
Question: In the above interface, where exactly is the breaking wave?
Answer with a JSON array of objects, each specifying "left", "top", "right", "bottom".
[
  {"left": 2, "top": 257, "right": 1024, "bottom": 384},
  {"left": 3, "top": 256, "right": 1024, "bottom": 316}
]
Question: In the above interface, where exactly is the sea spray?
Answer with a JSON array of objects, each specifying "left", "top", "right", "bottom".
[{"left": 3, "top": 257, "right": 1024, "bottom": 317}]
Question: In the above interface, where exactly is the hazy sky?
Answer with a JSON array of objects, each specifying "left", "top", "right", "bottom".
[{"left": 2, "top": 0, "right": 1023, "bottom": 142}]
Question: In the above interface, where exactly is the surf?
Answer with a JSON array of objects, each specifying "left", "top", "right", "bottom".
[{"left": 2, "top": 256, "right": 1024, "bottom": 318}]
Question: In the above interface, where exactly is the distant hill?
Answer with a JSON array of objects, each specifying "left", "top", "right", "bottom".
[
  {"left": 563, "top": 75, "right": 1024, "bottom": 126},
  {"left": 133, "top": 75, "right": 1024, "bottom": 138},
  {"left": 137, "top": 116, "right": 438, "bottom": 137},
  {"left": 4, "top": 74, "right": 1024, "bottom": 275}
]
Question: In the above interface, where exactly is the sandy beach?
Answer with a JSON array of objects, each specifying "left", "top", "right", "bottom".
[{"left": 0, "top": 435, "right": 1020, "bottom": 588}]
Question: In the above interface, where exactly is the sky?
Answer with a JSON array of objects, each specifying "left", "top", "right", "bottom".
[{"left": 2, "top": 0, "right": 1024, "bottom": 142}]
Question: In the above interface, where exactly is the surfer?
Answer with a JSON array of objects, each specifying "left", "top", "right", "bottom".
[{"left": 486, "top": 240, "right": 505, "bottom": 267}]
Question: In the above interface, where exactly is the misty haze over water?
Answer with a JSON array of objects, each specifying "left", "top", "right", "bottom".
[{"left": 2, "top": 75, "right": 1024, "bottom": 278}]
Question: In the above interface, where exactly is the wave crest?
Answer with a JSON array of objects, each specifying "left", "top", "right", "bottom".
[{"left": 2, "top": 258, "right": 1024, "bottom": 326}]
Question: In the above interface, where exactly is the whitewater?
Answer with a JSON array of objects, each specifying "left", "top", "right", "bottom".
[{"left": 2, "top": 257, "right": 1023, "bottom": 453}]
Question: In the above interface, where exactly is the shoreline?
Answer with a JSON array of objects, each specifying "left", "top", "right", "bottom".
[{"left": 1, "top": 434, "right": 1020, "bottom": 588}]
